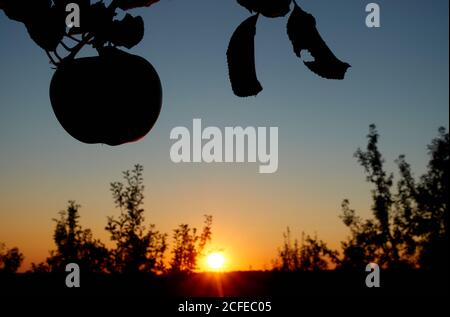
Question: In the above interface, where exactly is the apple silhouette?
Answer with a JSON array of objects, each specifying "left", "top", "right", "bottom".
[{"left": 50, "top": 47, "right": 162, "bottom": 146}]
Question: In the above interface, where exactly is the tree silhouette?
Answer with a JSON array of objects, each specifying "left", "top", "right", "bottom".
[
  {"left": 0, "top": 243, "right": 24, "bottom": 273},
  {"left": 106, "top": 164, "right": 167, "bottom": 274},
  {"left": 32, "top": 201, "right": 109, "bottom": 273},
  {"left": 340, "top": 125, "right": 449, "bottom": 270},
  {"left": 340, "top": 125, "right": 399, "bottom": 268},
  {"left": 400, "top": 127, "right": 448, "bottom": 270},
  {"left": 170, "top": 215, "right": 212, "bottom": 273},
  {"left": 275, "top": 227, "right": 338, "bottom": 272}
]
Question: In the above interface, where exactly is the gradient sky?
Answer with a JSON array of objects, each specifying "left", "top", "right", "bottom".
[{"left": 0, "top": 0, "right": 448, "bottom": 271}]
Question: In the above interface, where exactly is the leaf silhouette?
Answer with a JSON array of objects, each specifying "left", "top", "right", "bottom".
[
  {"left": 117, "top": 0, "right": 160, "bottom": 11},
  {"left": 1, "top": 0, "right": 52, "bottom": 23},
  {"left": 66, "top": 1, "right": 113, "bottom": 38},
  {"left": 287, "top": 2, "right": 350, "bottom": 79},
  {"left": 53, "top": 0, "right": 90, "bottom": 8},
  {"left": 25, "top": 6, "right": 65, "bottom": 51},
  {"left": 227, "top": 14, "right": 262, "bottom": 97},
  {"left": 237, "top": 0, "right": 292, "bottom": 18},
  {"left": 84, "top": 2, "right": 116, "bottom": 48},
  {"left": 110, "top": 14, "right": 144, "bottom": 49}
]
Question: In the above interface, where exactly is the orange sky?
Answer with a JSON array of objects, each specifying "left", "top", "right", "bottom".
[{"left": 0, "top": 159, "right": 376, "bottom": 272}]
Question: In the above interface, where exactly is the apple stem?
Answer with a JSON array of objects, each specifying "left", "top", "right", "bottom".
[{"left": 45, "top": 51, "right": 60, "bottom": 66}]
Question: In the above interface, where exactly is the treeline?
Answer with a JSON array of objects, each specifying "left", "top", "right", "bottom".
[
  {"left": 2, "top": 165, "right": 213, "bottom": 275},
  {"left": 274, "top": 125, "right": 448, "bottom": 272},
  {"left": 1, "top": 125, "right": 448, "bottom": 274}
]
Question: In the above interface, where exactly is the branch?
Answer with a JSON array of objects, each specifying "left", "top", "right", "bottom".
[
  {"left": 60, "top": 41, "right": 73, "bottom": 51},
  {"left": 65, "top": 34, "right": 82, "bottom": 43},
  {"left": 46, "top": 50, "right": 60, "bottom": 66},
  {"left": 62, "top": 33, "right": 94, "bottom": 62},
  {"left": 62, "top": 0, "right": 122, "bottom": 62}
]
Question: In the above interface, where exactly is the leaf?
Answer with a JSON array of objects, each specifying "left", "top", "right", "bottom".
[
  {"left": 237, "top": 0, "right": 292, "bottom": 18},
  {"left": 287, "top": 2, "right": 350, "bottom": 79},
  {"left": 227, "top": 14, "right": 262, "bottom": 97},
  {"left": 52, "top": 0, "right": 90, "bottom": 8},
  {"left": 1, "top": 0, "right": 52, "bottom": 23},
  {"left": 117, "top": 0, "right": 160, "bottom": 11},
  {"left": 236, "top": 0, "right": 254, "bottom": 13},
  {"left": 66, "top": 1, "right": 113, "bottom": 37},
  {"left": 110, "top": 14, "right": 144, "bottom": 49},
  {"left": 2, "top": 0, "right": 65, "bottom": 51},
  {"left": 83, "top": 2, "right": 116, "bottom": 48},
  {"left": 25, "top": 6, "right": 65, "bottom": 51}
]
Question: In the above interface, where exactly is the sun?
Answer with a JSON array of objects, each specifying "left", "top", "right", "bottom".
[{"left": 206, "top": 252, "right": 225, "bottom": 270}]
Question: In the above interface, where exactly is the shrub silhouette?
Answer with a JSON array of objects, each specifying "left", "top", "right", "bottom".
[
  {"left": 273, "top": 126, "right": 448, "bottom": 272},
  {"left": 27, "top": 165, "right": 216, "bottom": 275},
  {"left": 31, "top": 201, "right": 108, "bottom": 273},
  {"left": 340, "top": 125, "right": 448, "bottom": 270},
  {"left": 0, "top": 243, "right": 24, "bottom": 273},
  {"left": 170, "top": 215, "right": 212, "bottom": 273},
  {"left": 274, "top": 227, "right": 338, "bottom": 272},
  {"left": 106, "top": 164, "right": 167, "bottom": 274}
]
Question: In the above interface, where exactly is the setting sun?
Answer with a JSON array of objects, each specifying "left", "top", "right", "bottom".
[{"left": 206, "top": 252, "right": 225, "bottom": 270}]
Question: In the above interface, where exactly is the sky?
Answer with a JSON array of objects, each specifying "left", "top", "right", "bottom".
[{"left": 0, "top": 0, "right": 448, "bottom": 272}]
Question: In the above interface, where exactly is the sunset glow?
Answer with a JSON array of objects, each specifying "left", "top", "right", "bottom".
[
  {"left": 0, "top": 0, "right": 447, "bottom": 281},
  {"left": 206, "top": 252, "right": 225, "bottom": 271}
]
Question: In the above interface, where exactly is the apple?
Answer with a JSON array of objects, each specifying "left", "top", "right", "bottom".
[{"left": 50, "top": 48, "right": 162, "bottom": 146}]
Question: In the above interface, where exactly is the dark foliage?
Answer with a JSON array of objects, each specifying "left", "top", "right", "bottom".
[
  {"left": 0, "top": 243, "right": 24, "bottom": 273},
  {"left": 274, "top": 227, "right": 339, "bottom": 272},
  {"left": 226, "top": 14, "right": 262, "bottom": 97},
  {"left": 287, "top": 2, "right": 351, "bottom": 79},
  {"left": 237, "top": 0, "right": 292, "bottom": 18},
  {"left": 106, "top": 164, "right": 167, "bottom": 274},
  {"left": 340, "top": 125, "right": 448, "bottom": 270},
  {"left": 272, "top": 126, "right": 448, "bottom": 274},
  {"left": 1, "top": 0, "right": 153, "bottom": 59},
  {"left": 170, "top": 215, "right": 212, "bottom": 273},
  {"left": 26, "top": 165, "right": 215, "bottom": 275},
  {"left": 228, "top": 0, "right": 350, "bottom": 96},
  {"left": 31, "top": 201, "right": 109, "bottom": 273}
]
